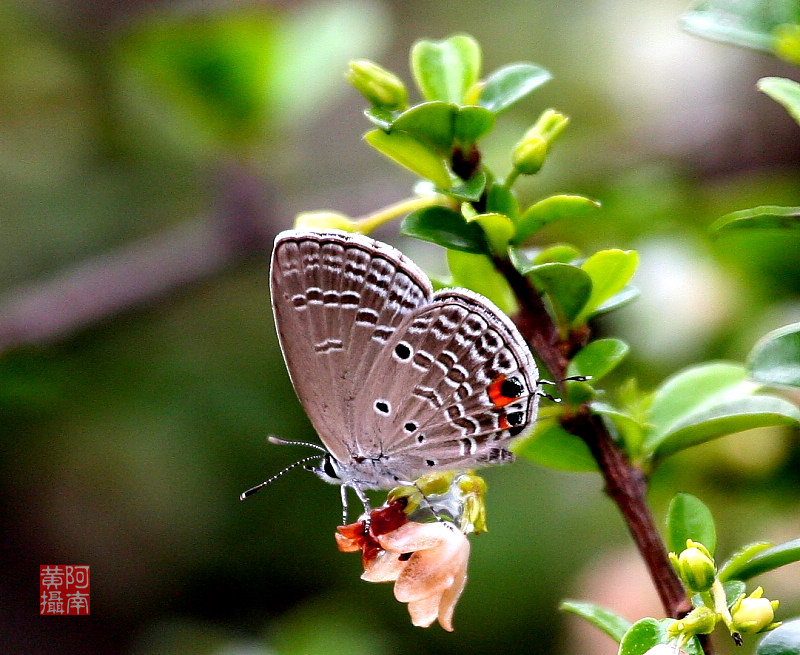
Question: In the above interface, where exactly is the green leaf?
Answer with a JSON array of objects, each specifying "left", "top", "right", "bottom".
[
  {"left": 479, "top": 62, "right": 552, "bottom": 114},
  {"left": 513, "top": 194, "right": 601, "bottom": 245},
  {"left": 392, "top": 101, "right": 455, "bottom": 152},
  {"left": 485, "top": 183, "right": 519, "bottom": 218},
  {"left": 679, "top": 0, "right": 800, "bottom": 53},
  {"left": 774, "top": 24, "right": 800, "bottom": 66},
  {"left": 560, "top": 600, "right": 631, "bottom": 643},
  {"left": 619, "top": 618, "right": 703, "bottom": 655},
  {"left": 748, "top": 322, "right": 800, "bottom": 387},
  {"left": 527, "top": 263, "right": 593, "bottom": 327},
  {"left": 711, "top": 204, "right": 800, "bottom": 233},
  {"left": 512, "top": 417, "right": 598, "bottom": 472},
  {"left": 760, "top": 76, "right": 800, "bottom": 125},
  {"left": 592, "top": 402, "right": 646, "bottom": 460},
  {"left": 533, "top": 244, "right": 581, "bottom": 265},
  {"left": 718, "top": 542, "right": 774, "bottom": 582},
  {"left": 401, "top": 206, "right": 488, "bottom": 253},
  {"left": 573, "top": 250, "right": 638, "bottom": 326},
  {"left": 666, "top": 493, "right": 717, "bottom": 555},
  {"left": 720, "top": 538, "right": 800, "bottom": 581},
  {"left": 567, "top": 339, "right": 630, "bottom": 383},
  {"left": 653, "top": 395, "right": 800, "bottom": 459},
  {"left": 446, "top": 170, "right": 487, "bottom": 202},
  {"left": 756, "top": 619, "right": 800, "bottom": 655},
  {"left": 411, "top": 34, "right": 481, "bottom": 104},
  {"left": 364, "top": 106, "right": 396, "bottom": 130},
  {"left": 471, "top": 212, "right": 514, "bottom": 254},
  {"left": 447, "top": 250, "right": 516, "bottom": 314},
  {"left": 364, "top": 129, "right": 452, "bottom": 188},
  {"left": 593, "top": 285, "right": 640, "bottom": 316},
  {"left": 454, "top": 105, "right": 495, "bottom": 144},
  {"left": 644, "top": 362, "right": 755, "bottom": 452}
]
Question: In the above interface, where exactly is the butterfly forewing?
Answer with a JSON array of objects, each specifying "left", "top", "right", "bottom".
[{"left": 270, "top": 230, "right": 432, "bottom": 463}]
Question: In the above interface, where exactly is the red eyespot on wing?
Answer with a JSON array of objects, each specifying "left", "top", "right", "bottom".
[{"left": 488, "top": 374, "right": 524, "bottom": 408}]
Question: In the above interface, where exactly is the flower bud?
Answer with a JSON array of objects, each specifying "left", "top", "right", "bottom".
[
  {"left": 346, "top": 59, "right": 408, "bottom": 111},
  {"left": 669, "top": 539, "right": 716, "bottom": 593},
  {"left": 667, "top": 606, "right": 717, "bottom": 645},
  {"left": 294, "top": 210, "right": 356, "bottom": 232},
  {"left": 512, "top": 109, "right": 569, "bottom": 175},
  {"left": 731, "top": 587, "right": 781, "bottom": 634}
]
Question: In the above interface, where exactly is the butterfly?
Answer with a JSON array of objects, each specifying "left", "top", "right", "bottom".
[{"left": 243, "top": 229, "right": 540, "bottom": 519}]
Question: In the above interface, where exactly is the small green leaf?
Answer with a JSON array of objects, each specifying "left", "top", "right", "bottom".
[
  {"left": 756, "top": 619, "right": 800, "bottom": 655},
  {"left": 592, "top": 402, "right": 646, "bottom": 460},
  {"left": 364, "top": 129, "right": 452, "bottom": 188},
  {"left": 560, "top": 600, "right": 631, "bottom": 643},
  {"left": 593, "top": 285, "right": 640, "bottom": 316},
  {"left": 774, "top": 24, "right": 800, "bottom": 66},
  {"left": 719, "top": 542, "right": 774, "bottom": 582},
  {"left": 401, "top": 206, "right": 488, "bottom": 253},
  {"left": 644, "top": 362, "right": 754, "bottom": 452},
  {"left": 513, "top": 194, "right": 601, "bottom": 245},
  {"left": 512, "top": 417, "right": 598, "bottom": 472},
  {"left": 364, "top": 106, "right": 396, "bottom": 130},
  {"left": 533, "top": 244, "right": 581, "bottom": 265},
  {"left": 666, "top": 493, "right": 717, "bottom": 556},
  {"left": 748, "top": 322, "right": 800, "bottom": 387},
  {"left": 759, "top": 76, "right": 800, "bottom": 126},
  {"left": 485, "top": 183, "right": 519, "bottom": 218},
  {"left": 527, "top": 263, "right": 593, "bottom": 327},
  {"left": 446, "top": 170, "right": 487, "bottom": 202},
  {"left": 618, "top": 618, "right": 703, "bottom": 655},
  {"left": 392, "top": 101, "right": 455, "bottom": 152},
  {"left": 567, "top": 339, "right": 630, "bottom": 383},
  {"left": 679, "top": 0, "right": 799, "bottom": 53},
  {"left": 411, "top": 34, "right": 481, "bottom": 104},
  {"left": 573, "top": 250, "right": 638, "bottom": 326},
  {"left": 471, "top": 212, "right": 514, "bottom": 254},
  {"left": 711, "top": 204, "right": 800, "bottom": 233},
  {"left": 478, "top": 62, "right": 552, "bottom": 114},
  {"left": 720, "top": 538, "right": 800, "bottom": 581},
  {"left": 447, "top": 250, "right": 516, "bottom": 314},
  {"left": 653, "top": 395, "right": 800, "bottom": 459},
  {"left": 454, "top": 105, "right": 495, "bottom": 144}
]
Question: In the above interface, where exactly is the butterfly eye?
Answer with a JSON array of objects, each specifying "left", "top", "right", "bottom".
[{"left": 322, "top": 454, "right": 340, "bottom": 480}]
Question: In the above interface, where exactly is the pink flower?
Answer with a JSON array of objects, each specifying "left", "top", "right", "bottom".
[{"left": 362, "top": 521, "right": 470, "bottom": 631}]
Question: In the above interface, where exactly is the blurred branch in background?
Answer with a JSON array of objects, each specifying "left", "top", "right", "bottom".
[{"left": 0, "top": 163, "right": 273, "bottom": 353}]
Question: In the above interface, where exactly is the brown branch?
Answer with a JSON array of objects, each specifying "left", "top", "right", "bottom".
[{"left": 495, "top": 257, "right": 694, "bottom": 621}]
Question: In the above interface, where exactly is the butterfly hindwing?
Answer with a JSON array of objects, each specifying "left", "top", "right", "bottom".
[{"left": 352, "top": 288, "right": 539, "bottom": 481}]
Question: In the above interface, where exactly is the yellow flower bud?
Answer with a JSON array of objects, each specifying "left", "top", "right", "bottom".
[
  {"left": 671, "top": 540, "right": 716, "bottom": 593},
  {"left": 512, "top": 109, "right": 569, "bottom": 175},
  {"left": 731, "top": 587, "right": 781, "bottom": 634},
  {"left": 346, "top": 60, "right": 408, "bottom": 111},
  {"left": 294, "top": 210, "right": 356, "bottom": 232}
]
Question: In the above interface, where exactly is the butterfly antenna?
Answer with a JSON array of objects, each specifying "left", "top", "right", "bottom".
[
  {"left": 239, "top": 454, "right": 321, "bottom": 500},
  {"left": 267, "top": 436, "right": 328, "bottom": 452},
  {"left": 535, "top": 375, "right": 593, "bottom": 402}
]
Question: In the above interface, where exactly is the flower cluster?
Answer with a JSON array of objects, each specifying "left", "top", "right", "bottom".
[{"left": 335, "top": 472, "right": 485, "bottom": 631}]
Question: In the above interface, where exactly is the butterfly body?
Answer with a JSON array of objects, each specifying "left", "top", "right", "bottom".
[{"left": 269, "top": 229, "right": 539, "bottom": 507}]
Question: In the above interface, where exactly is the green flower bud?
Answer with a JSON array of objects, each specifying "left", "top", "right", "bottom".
[
  {"left": 294, "top": 210, "right": 356, "bottom": 232},
  {"left": 512, "top": 109, "right": 569, "bottom": 175},
  {"left": 669, "top": 539, "right": 716, "bottom": 593},
  {"left": 455, "top": 473, "right": 488, "bottom": 534},
  {"left": 346, "top": 59, "right": 408, "bottom": 111},
  {"left": 731, "top": 587, "right": 781, "bottom": 634}
]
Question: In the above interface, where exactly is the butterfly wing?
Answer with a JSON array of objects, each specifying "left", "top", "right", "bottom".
[
  {"left": 270, "top": 230, "right": 433, "bottom": 462},
  {"left": 351, "top": 287, "right": 539, "bottom": 481}
]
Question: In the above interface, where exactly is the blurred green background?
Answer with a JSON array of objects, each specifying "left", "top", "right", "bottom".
[{"left": 2, "top": 1, "right": 798, "bottom": 654}]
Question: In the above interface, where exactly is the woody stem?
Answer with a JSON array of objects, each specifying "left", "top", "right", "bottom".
[{"left": 494, "top": 256, "right": 694, "bottom": 622}]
